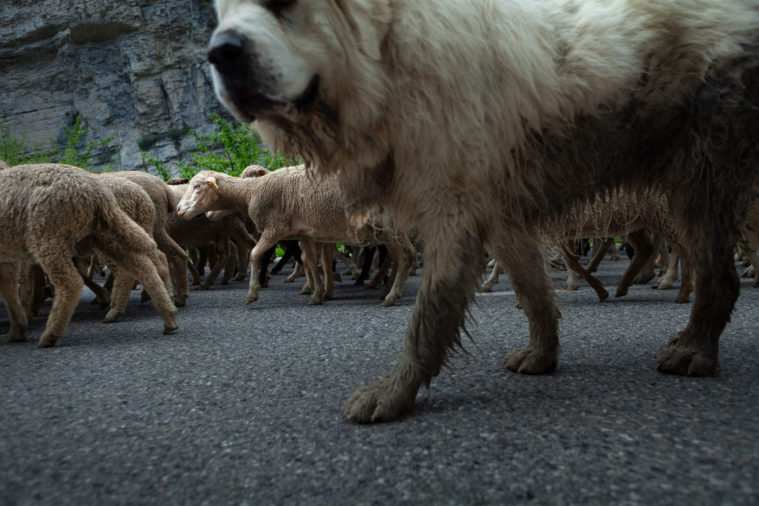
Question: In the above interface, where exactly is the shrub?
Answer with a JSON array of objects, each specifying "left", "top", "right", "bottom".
[
  {"left": 0, "top": 115, "right": 115, "bottom": 171},
  {"left": 177, "top": 114, "right": 292, "bottom": 178}
]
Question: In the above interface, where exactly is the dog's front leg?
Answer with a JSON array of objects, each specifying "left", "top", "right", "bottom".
[
  {"left": 491, "top": 230, "right": 561, "bottom": 374},
  {"left": 345, "top": 225, "right": 484, "bottom": 422}
]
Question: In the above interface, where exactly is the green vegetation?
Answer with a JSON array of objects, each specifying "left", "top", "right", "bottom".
[
  {"left": 0, "top": 115, "right": 115, "bottom": 171},
  {"left": 137, "top": 125, "right": 191, "bottom": 151},
  {"left": 174, "top": 114, "right": 291, "bottom": 179}
]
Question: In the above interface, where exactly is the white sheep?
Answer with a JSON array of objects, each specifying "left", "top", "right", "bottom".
[
  {"left": 0, "top": 163, "right": 178, "bottom": 347},
  {"left": 176, "top": 166, "right": 413, "bottom": 306}
]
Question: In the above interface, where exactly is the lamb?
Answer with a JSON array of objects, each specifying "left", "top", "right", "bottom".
[
  {"left": 94, "top": 175, "right": 176, "bottom": 322},
  {"left": 176, "top": 166, "right": 413, "bottom": 306},
  {"left": 165, "top": 183, "right": 256, "bottom": 289},
  {"left": 0, "top": 163, "right": 178, "bottom": 347},
  {"left": 102, "top": 171, "right": 190, "bottom": 307}
]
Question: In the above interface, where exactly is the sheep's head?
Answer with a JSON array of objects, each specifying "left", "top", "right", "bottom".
[{"left": 176, "top": 172, "right": 223, "bottom": 219}]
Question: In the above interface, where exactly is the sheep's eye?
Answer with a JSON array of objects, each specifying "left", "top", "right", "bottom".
[{"left": 193, "top": 184, "right": 200, "bottom": 190}]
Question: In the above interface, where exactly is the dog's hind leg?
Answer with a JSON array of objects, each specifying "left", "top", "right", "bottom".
[
  {"left": 657, "top": 227, "right": 738, "bottom": 376},
  {"left": 345, "top": 223, "right": 484, "bottom": 422}
]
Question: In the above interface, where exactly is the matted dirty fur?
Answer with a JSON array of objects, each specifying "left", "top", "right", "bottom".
[{"left": 207, "top": 0, "right": 759, "bottom": 422}]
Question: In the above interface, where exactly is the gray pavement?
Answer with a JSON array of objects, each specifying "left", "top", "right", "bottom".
[{"left": 1, "top": 255, "right": 758, "bottom": 505}]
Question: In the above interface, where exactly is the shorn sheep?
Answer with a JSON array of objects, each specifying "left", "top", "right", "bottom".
[
  {"left": 0, "top": 164, "right": 178, "bottom": 346},
  {"left": 207, "top": 0, "right": 759, "bottom": 422},
  {"left": 176, "top": 166, "right": 414, "bottom": 306}
]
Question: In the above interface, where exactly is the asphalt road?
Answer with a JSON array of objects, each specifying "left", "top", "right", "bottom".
[{"left": 1, "top": 255, "right": 758, "bottom": 505}]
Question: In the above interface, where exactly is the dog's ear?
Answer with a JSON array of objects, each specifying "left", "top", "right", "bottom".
[{"left": 335, "top": 0, "right": 391, "bottom": 61}]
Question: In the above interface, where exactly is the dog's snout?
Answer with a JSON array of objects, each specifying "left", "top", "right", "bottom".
[{"left": 208, "top": 30, "right": 247, "bottom": 73}]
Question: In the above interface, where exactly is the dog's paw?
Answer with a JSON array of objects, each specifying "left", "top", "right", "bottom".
[
  {"left": 657, "top": 341, "right": 717, "bottom": 376},
  {"left": 344, "top": 378, "right": 416, "bottom": 423},
  {"left": 503, "top": 347, "right": 558, "bottom": 374}
]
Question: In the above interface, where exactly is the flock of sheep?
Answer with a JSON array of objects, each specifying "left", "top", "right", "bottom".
[{"left": 1, "top": 159, "right": 757, "bottom": 349}]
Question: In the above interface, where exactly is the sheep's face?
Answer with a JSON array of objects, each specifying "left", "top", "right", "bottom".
[{"left": 176, "top": 174, "right": 222, "bottom": 219}]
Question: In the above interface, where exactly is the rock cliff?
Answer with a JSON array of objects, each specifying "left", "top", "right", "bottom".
[{"left": 0, "top": 0, "right": 225, "bottom": 173}]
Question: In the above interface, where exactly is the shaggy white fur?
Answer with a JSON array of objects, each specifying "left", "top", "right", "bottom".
[{"left": 208, "top": 0, "right": 759, "bottom": 422}]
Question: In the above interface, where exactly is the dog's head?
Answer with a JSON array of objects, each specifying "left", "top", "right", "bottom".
[{"left": 209, "top": 0, "right": 390, "bottom": 129}]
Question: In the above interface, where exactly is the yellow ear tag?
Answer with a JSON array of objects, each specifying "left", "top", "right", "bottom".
[{"left": 206, "top": 180, "right": 220, "bottom": 192}]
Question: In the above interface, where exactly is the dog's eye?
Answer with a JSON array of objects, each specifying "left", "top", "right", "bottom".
[{"left": 266, "top": 0, "right": 296, "bottom": 15}]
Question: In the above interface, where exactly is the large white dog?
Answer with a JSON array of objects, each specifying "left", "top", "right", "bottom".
[{"left": 206, "top": 0, "right": 759, "bottom": 422}]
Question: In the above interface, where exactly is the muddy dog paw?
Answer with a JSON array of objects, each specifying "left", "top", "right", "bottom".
[
  {"left": 657, "top": 337, "right": 718, "bottom": 376},
  {"left": 503, "top": 347, "right": 558, "bottom": 374}
]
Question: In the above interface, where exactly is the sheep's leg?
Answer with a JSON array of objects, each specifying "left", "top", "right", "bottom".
[
  {"left": 285, "top": 262, "right": 304, "bottom": 283},
  {"left": 565, "top": 265, "right": 580, "bottom": 290},
  {"left": 105, "top": 253, "right": 178, "bottom": 335},
  {"left": 187, "top": 260, "right": 201, "bottom": 286},
  {"left": 168, "top": 254, "right": 188, "bottom": 307},
  {"left": 220, "top": 241, "right": 237, "bottom": 285},
  {"left": 75, "top": 257, "right": 109, "bottom": 307},
  {"left": 587, "top": 238, "right": 613, "bottom": 273},
  {"left": 103, "top": 267, "right": 133, "bottom": 323},
  {"left": 354, "top": 246, "right": 375, "bottom": 285},
  {"left": 615, "top": 229, "right": 654, "bottom": 297},
  {"left": 201, "top": 242, "right": 226, "bottom": 289},
  {"left": 35, "top": 254, "right": 84, "bottom": 348},
  {"left": 381, "top": 239, "right": 414, "bottom": 307},
  {"left": 301, "top": 239, "right": 324, "bottom": 305},
  {"left": 321, "top": 243, "right": 335, "bottom": 300},
  {"left": 656, "top": 249, "right": 680, "bottom": 290},
  {"left": 562, "top": 243, "right": 608, "bottom": 301},
  {"left": 299, "top": 252, "right": 314, "bottom": 295},
  {"left": 345, "top": 226, "right": 484, "bottom": 422},
  {"left": 233, "top": 239, "right": 252, "bottom": 282},
  {"left": 246, "top": 233, "right": 279, "bottom": 304},
  {"left": 674, "top": 250, "right": 694, "bottom": 304},
  {"left": 497, "top": 232, "right": 561, "bottom": 374},
  {"left": 366, "top": 247, "right": 391, "bottom": 289},
  {"left": 631, "top": 232, "right": 658, "bottom": 285},
  {"left": 745, "top": 250, "right": 759, "bottom": 287},
  {"left": 479, "top": 261, "right": 501, "bottom": 292},
  {"left": 1, "top": 263, "right": 28, "bottom": 342}
]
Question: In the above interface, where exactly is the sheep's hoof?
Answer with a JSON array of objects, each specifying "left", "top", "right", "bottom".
[
  {"left": 656, "top": 280, "right": 674, "bottom": 290},
  {"left": 478, "top": 284, "right": 494, "bottom": 293},
  {"left": 7, "top": 332, "right": 27, "bottom": 343},
  {"left": 233, "top": 273, "right": 246, "bottom": 282},
  {"left": 674, "top": 295, "right": 690, "bottom": 304},
  {"left": 200, "top": 282, "right": 211, "bottom": 290},
  {"left": 307, "top": 294, "right": 323, "bottom": 305},
  {"left": 103, "top": 309, "right": 123, "bottom": 324},
  {"left": 174, "top": 295, "right": 187, "bottom": 308},
  {"left": 299, "top": 285, "right": 312, "bottom": 295},
  {"left": 245, "top": 292, "right": 259, "bottom": 305},
  {"left": 380, "top": 296, "right": 398, "bottom": 307},
  {"left": 162, "top": 317, "right": 179, "bottom": 335},
  {"left": 345, "top": 377, "right": 416, "bottom": 423},
  {"left": 565, "top": 283, "right": 579, "bottom": 291},
  {"left": 37, "top": 333, "right": 59, "bottom": 348},
  {"left": 503, "top": 347, "right": 558, "bottom": 374},
  {"left": 657, "top": 339, "right": 717, "bottom": 376}
]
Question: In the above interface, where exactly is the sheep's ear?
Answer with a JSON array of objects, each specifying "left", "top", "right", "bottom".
[
  {"left": 256, "top": 169, "right": 268, "bottom": 177},
  {"left": 205, "top": 176, "right": 219, "bottom": 192}
]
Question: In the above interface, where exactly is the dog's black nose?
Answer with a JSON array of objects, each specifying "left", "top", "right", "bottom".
[{"left": 208, "top": 30, "right": 247, "bottom": 74}]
